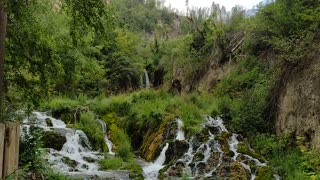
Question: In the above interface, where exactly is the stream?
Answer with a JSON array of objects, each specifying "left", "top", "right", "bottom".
[{"left": 21, "top": 112, "right": 279, "bottom": 179}]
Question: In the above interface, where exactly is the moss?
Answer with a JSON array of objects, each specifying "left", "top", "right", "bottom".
[
  {"left": 83, "top": 156, "right": 96, "bottom": 163},
  {"left": 215, "top": 131, "right": 232, "bottom": 145},
  {"left": 42, "top": 131, "right": 67, "bottom": 151},
  {"left": 237, "top": 142, "right": 265, "bottom": 163},
  {"left": 193, "top": 152, "right": 205, "bottom": 162},
  {"left": 61, "top": 157, "right": 78, "bottom": 169},
  {"left": 140, "top": 125, "right": 165, "bottom": 161},
  {"left": 45, "top": 118, "right": 53, "bottom": 127},
  {"left": 255, "top": 166, "right": 274, "bottom": 180},
  {"left": 229, "top": 162, "right": 250, "bottom": 180},
  {"left": 99, "top": 157, "right": 123, "bottom": 170}
]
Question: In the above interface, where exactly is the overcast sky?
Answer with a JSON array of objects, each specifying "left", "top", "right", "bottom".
[{"left": 164, "top": 0, "right": 261, "bottom": 12}]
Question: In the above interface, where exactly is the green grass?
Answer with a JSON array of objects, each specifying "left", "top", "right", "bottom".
[{"left": 75, "top": 112, "right": 107, "bottom": 151}]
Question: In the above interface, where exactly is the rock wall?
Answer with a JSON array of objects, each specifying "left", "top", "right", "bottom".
[
  {"left": 170, "top": 51, "right": 235, "bottom": 93},
  {"left": 275, "top": 59, "right": 320, "bottom": 148}
]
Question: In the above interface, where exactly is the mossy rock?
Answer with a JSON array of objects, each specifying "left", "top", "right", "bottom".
[
  {"left": 45, "top": 118, "right": 53, "bottom": 127},
  {"left": 255, "top": 166, "right": 274, "bottom": 180},
  {"left": 51, "top": 107, "right": 81, "bottom": 124},
  {"left": 215, "top": 131, "right": 232, "bottom": 146},
  {"left": 62, "top": 157, "right": 78, "bottom": 169},
  {"left": 42, "top": 131, "right": 67, "bottom": 150},
  {"left": 140, "top": 127, "right": 165, "bottom": 161},
  {"left": 83, "top": 156, "right": 96, "bottom": 163},
  {"left": 66, "top": 124, "right": 75, "bottom": 128},
  {"left": 129, "top": 173, "right": 144, "bottom": 180},
  {"left": 237, "top": 142, "right": 265, "bottom": 163},
  {"left": 229, "top": 161, "right": 250, "bottom": 180},
  {"left": 193, "top": 152, "right": 205, "bottom": 162},
  {"left": 165, "top": 140, "right": 189, "bottom": 164}
]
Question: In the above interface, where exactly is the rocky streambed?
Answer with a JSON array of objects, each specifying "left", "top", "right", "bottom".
[{"left": 21, "top": 112, "right": 279, "bottom": 179}]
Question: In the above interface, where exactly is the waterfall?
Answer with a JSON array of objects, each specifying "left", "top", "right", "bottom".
[
  {"left": 206, "top": 116, "right": 228, "bottom": 132},
  {"left": 98, "top": 120, "right": 115, "bottom": 156},
  {"left": 176, "top": 118, "right": 185, "bottom": 140},
  {"left": 21, "top": 112, "right": 130, "bottom": 179},
  {"left": 142, "top": 143, "right": 169, "bottom": 180},
  {"left": 229, "top": 134, "right": 240, "bottom": 161},
  {"left": 162, "top": 116, "right": 279, "bottom": 179},
  {"left": 144, "top": 69, "right": 150, "bottom": 89}
]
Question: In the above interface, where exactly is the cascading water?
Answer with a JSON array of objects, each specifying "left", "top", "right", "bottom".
[
  {"left": 142, "top": 143, "right": 169, "bottom": 180},
  {"left": 21, "top": 112, "right": 129, "bottom": 179},
  {"left": 98, "top": 120, "right": 115, "bottom": 156},
  {"left": 159, "top": 116, "right": 280, "bottom": 179},
  {"left": 229, "top": 134, "right": 240, "bottom": 161},
  {"left": 144, "top": 69, "right": 150, "bottom": 89},
  {"left": 176, "top": 118, "right": 185, "bottom": 141}
]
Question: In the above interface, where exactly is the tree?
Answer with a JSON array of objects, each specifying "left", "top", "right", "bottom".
[{"left": 0, "top": 0, "right": 7, "bottom": 122}]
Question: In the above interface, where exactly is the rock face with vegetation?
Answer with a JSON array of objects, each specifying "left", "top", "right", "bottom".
[{"left": 276, "top": 59, "right": 320, "bottom": 148}]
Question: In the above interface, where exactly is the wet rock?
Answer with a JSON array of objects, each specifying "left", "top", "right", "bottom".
[
  {"left": 163, "top": 121, "right": 178, "bottom": 140},
  {"left": 51, "top": 108, "right": 82, "bottom": 124},
  {"left": 45, "top": 118, "right": 53, "bottom": 127},
  {"left": 42, "top": 131, "right": 67, "bottom": 151},
  {"left": 193, "top": 152, "right": 204, "bottom": 162},
  {"left": 237, "top": 142, "right": 265, "bottom": 163},
  {"left": 255, "top": 166, "right": 274, "bottom": 180},
  {"left": 229, "top": 161, "right": 250, "bottom": 180},
  {"left": 205, "top": 152, "right": 221, "bottom": 172},
  {"left": 165, "top": 140, "right": 189, "bottom": 164},
  {"left": 83, "top": 156, "right": 96, "bottom": 163},
  {"left": 62, "top": 157, "right": 78, "bottom": 169},
  {"left": 215, "top": 162, "right": 231, "bottom": 178}
]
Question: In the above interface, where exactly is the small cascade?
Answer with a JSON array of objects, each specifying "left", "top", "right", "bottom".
[
  {"left": 98, "top": 120, "right": 115, "bottom": 155},
  {"left": 144, "top": 69, "right": 150, "bottom": 89},
  {"left": 160, "top": 116, "right": 279, "bottom": 179},
  {"left": 229, "top": 134, "right": 240, "bottom": 161},
  {"left": 21, "top": 112, "right": 130, "bottom": 179},
  {"left": 175, "top": 118, "right": 185, "bottom": 141},
  {"left": 143, "top": 143, "right": 169, "bottom": 180},
  {"left": 206, "top": 116, "right": 228, "bottom": 132}
]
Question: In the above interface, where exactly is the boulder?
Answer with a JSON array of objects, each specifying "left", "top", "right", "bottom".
[{"left": 42, "top": 131, "right": 67, "bottom": 151}]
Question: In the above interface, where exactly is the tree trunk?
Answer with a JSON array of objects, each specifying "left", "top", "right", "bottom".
[{"left": 0, "top": 1, "right": 7, "bottom": 123}]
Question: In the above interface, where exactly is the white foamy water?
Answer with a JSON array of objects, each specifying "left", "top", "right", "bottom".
[
  {"left": 206, "top": 116, "right": 228, "bottom": 132},
  {"left": 21, "top": 112, "right": 122, "bottom": 178},
  {"left": 143, "top": 143, "right": 169, "bottom": 180},
  {"left": 99, "top": 120, "right": 115, "bottom": 156},
  {"left": 176, "top": 118, "right": 185, "bottom": 140},
  {"left": 229, "top": 134, "right": 240, "bottom": 161},
  {"left": 144, "top": 69, "right": 150, "bottom": 89}
]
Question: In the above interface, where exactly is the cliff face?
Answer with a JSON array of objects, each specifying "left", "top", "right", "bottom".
[
  {"left": 275, "top": 59, "right": 320, "bottom": 148},
  {"left": 170, "top": 48, "right": 235, "bottom": 93}
]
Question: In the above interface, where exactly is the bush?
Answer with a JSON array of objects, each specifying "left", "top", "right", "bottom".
[
  {"left": 213, "top": 57, "right": 272, "bottom": 135},
  {"left": 76, "top": 112, "right": 106, "bottom": 151},
  {"left": 99, "top": 157, "right": 123, "bottom": 170},
  {"left": 109, "top": 124, "right": 134, "bottom": 161}
]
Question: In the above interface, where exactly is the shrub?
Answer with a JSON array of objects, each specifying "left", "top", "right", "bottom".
[
  {"left": 76, "top": 112, "right": 106, "bottom": 151},
  {"left": 99, "top": 157, "right": 123, "bottom": 170}
]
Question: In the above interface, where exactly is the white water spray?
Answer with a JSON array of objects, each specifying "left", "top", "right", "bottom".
[
  {"left": 98, "top": 120, "right": 115, "bottom": 155},
  {"left": 176, "top": 118, "right": 185, "bottom": 140},
  {"left": 143, "top": 143, "right": 169, "bottom": 180},
  {"left": 144, "top": 69, "right": 150, "bottom": 89}
]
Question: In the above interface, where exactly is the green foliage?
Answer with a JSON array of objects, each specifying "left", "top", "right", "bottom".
[
  {"left": 213, "top": 57, "right": 272, "bottom": 135},
  {"left": 76, "top": 112, "right": 106, "bottom": 151},
  {"left": 19, "top": 126, "right": 44, "bottom": 171},
  {"left": 108, "top": 124, "right": 134, "bottom": 161},
  {"left": 99, "top": 157, "right": 123, "bottom": 170},
  {"left": 253, "top": 134, "right": 320, "bottom": 179},
  {"left": 256, "top": 0, "right": 320, "bottom": 63}
]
